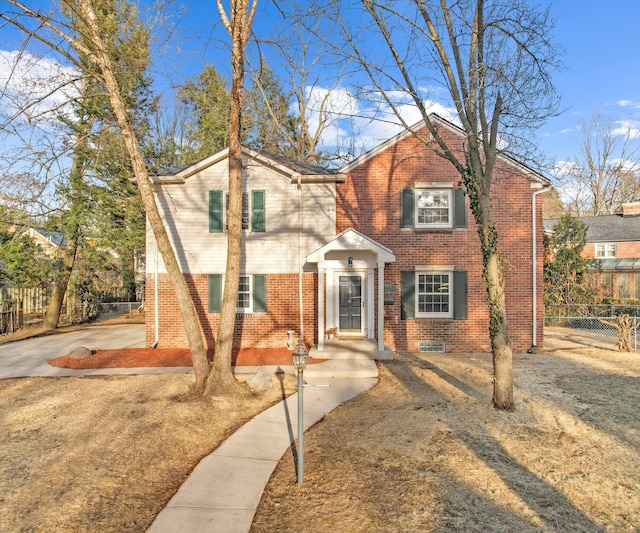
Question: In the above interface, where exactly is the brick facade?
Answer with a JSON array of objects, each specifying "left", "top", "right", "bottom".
[
  {"left": 146, "top": 273, "right": 318, "bottom": 349},
  {"left": 336, "top": 127, "right": 544, "bottom": 353},
  {"left": 146, "top": 125, "right": 546, "bottom": 354}
]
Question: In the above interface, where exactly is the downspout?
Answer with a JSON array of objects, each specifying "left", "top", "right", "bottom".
[
  {"left": 152, "top": 246, "right": 159, "bottom": 348},
  {"left": 531, "top": 184, "right": 552, "bottom": 349},
  {"left": 298, "top": 176, "right": 304, "bottom": 342}
]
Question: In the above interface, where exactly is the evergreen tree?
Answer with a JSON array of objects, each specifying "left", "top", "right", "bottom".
[{"left": 544, "top": 214, "right": 597, "bottom": 306}]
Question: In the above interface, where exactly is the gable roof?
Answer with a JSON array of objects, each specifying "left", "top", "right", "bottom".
[
  {"left": 339, "top": 113, "right": 549, "bottom": 186},
  {"left": 151, "top": 147, "right": 345, "bottom": 185},
  {"left": 306, "top": 228, "right": 396, "bottom": 263},
  {"left": 544, "top": 214, "right": 640, "bottom": 243}
]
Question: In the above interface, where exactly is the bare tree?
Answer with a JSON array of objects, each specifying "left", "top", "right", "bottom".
[
  {"left": 324, "top": 0, "right": 560, "bottom": 410},
  {"left": 205, "top": 0, "right": 258, "bottom": 397},
  {"left": 555, "top": 113, "right": 640, "bottom": 216},
  {"left": 1, "top": 1, "right": 212, "bottom": 392}
]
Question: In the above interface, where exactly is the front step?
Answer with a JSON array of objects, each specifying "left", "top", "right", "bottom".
[{"left": 310, "top": 339, "right": 394, "bottom": 361}]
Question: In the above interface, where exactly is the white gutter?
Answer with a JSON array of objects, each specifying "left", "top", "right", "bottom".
[
  {"left": 531, "top": 184, "right": 552, "bottom": 349},
  {"left": 298, "top": 176, "right": 304, "bottom": 342},
  {"left": 152, "top": 246, "right": 159, "bottom": 348}
]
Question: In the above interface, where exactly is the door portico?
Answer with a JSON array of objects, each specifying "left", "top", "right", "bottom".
[{"left": 306, "top": 228, "right": 396, "bottom": 351}]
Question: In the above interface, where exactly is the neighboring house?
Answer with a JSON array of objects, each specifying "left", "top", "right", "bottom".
[
  {"left": 28, "top": 228, "right": 66, "bottom": 260},
  {"left": 146, "top": 115, "right": 549, "bottom": 354},
  {"left": 544, "top": 202, "right": 640, "bottom": 301}
]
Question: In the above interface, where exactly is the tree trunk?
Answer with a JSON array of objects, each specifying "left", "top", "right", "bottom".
[
  {"left": 485, "top": 250, "right": 514, "bottom": 410},
  {"left": 76, "top": 0, "right": 210, "bottom": 393},
  {"left": 42, "top": 240, "right": 77, "bottom": 330},
  {"left": 471, "top": 177, "right": 514, "bottom": 411},
  {"left": 205, "top": 0, "right": 252, "bottom": 397}
]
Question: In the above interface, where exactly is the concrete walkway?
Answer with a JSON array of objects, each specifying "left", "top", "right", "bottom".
[
  {"left": 148, "top": 364, "right": 378, "bottom": 533},
  {"left": 0, "top": 326, "right": 380, "bottom": 533}
]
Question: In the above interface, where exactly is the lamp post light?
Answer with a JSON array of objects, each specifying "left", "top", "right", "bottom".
[{"left": 292, "top": 340, "right": 309, "bottom": 484}]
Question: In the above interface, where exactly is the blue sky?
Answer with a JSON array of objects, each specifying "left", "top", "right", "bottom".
[
  {"left": 2, "top": 0, "right": 640, "bottom": 177},
  {"left": 537, "top": 1, "right": 640, "bottom": 164},
  {"left": 157, "top": 0, "right": 640, "bottom": 171}
]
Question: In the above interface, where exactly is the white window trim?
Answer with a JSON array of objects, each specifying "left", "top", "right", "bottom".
[
  {"left": 415, "top": 269, "right": 453, "bottom": 318},
  {"left": 595, "top": 242, "right": 616, "bottom": 258},
  {"left": 236, "top": 274, "right": 253, "bottom": 313},
  {"left": 414, "top": 188, "right": 453, "bottom": 229}
]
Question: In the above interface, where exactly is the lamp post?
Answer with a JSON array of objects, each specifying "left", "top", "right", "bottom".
[{"left": 292, "top": 340, "right": 309, "bottom": 484}]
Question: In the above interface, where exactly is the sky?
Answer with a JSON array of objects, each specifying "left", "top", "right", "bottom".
[
  {"left": 1, "top": 0, "right": 640, "bottom": 181},
  {"left": 140, "top": 0, "right": 640, "bottom": 175}
]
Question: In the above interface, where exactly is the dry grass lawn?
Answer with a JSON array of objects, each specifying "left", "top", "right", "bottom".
[
  {"left": 252, "top": 329, "right": 640, "bottom": 532},
  {"left": 0, "top": 326, "right": 639, "bottom": 532}
]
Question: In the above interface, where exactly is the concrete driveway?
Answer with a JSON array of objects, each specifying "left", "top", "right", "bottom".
[{"left": 0, "top": 324, "right": 166, "bottom": 379}]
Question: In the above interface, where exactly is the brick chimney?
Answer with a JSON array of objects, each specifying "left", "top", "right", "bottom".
[{"left": 622, "top": 202, "right": 640, "bottom": 217}]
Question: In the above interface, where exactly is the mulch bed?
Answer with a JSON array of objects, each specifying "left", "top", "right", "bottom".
[{"left": 48, "top": 347, "right": 321, "bottom": 370}]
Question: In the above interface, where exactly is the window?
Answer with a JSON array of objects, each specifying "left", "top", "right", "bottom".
[
  {"left": 417, "top": 272, "right": 452, "bottom": 317},
  {"left": 595, "top": 243, "right": 616, "bottom": 258},
  {"left": 401, "top": 187, "right": 466, "bottom": 229},
  {"left": 209, "top": 190, "right": 265, "bottom": 233},
  {"left": 401, "top": 269, "right": 467, "bottom": 320},
  {"left": 618, "top": 273, "right": 631, "bottom": 300},
  {"left": 208, "top": 274, "right": 267, "bottom": 314},
  {"left": 635, "top": 274, "right": 640, "bottom": 300},
  {"left": 236, "top": 275, "right": 252, "bottom": 311},
  {"left": 415, "top": 190, "right": 452, "bottom": 227},
  {"left": 226, "top": 193, "right": 250, "bottom": 230},
  {"left": 601, "top": 273, "right": 614, "bottom": 299}
]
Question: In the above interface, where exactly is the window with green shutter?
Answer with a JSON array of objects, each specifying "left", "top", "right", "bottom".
[
  {"left": 400, "top": 187, "right": 467, "bottom": 229},
  {"left": 401, "top": 269, "right": 467, "bottom": 320},
  {"left": 251, "top": 190, "right": 265, "bottom": 232},
  {"left": 208, "top": 274, "right": 222, "bottom": 313},
  {"left": 208, "top": 273, "right": 266, "bottom": 314},
  {"left": 209, "top": 191, "right": 223, "bottom": 233}
]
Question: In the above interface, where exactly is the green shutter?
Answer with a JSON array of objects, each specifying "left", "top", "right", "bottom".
[
  {"left": 453, "top": 270, "right": 468, "bottom": 320},
  {"left": 401, "top": 271, "right": 415, "bottom": 320},
  {"left": 251, "top": 190, "right": 265, "bottom": 232},
  {"left": 401, "top": 188, "right": 414, "bottom": 228},
  {"left": 209, "top": 190, "right": 223, "bottom": 233},
  {"left": 453, "top": 188, "right": 467, "bottom": 228},
  {"left": 208, "top": 274, "right": 222, "bottom": 313},
  {"left": 253, "top": 274, "right": 267, "bottom": 312}
]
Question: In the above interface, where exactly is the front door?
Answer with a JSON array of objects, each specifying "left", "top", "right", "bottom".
[{"left": 338, "top": 274, "right": 363, "bottom": 334}]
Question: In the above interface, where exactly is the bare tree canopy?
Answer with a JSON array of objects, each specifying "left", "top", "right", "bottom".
[
  {"left": 317, "top": 0, "right": 561, "bottom": 410},
  {"left": 554, "top": 113, "right": 640, "bottom": 216}
]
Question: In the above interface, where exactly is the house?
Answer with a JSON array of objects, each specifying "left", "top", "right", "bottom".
[
  {"left": 145, "top": 115, "right": 549, "bottom": 354},
  {"left": 544, "top": 203, "right": 640, "bottom": 301}
]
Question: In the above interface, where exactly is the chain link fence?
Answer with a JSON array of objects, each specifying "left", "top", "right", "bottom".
[{"left": 545, "top": 304, "right": 640, "bottom": 350}]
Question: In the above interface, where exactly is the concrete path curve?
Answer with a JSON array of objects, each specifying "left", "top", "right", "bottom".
[{"left": 0, "top": 324, "right": 379, "bottom": 533}]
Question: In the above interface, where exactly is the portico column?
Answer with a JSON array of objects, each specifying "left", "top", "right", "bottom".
[
  {"left": 317, "top": 261, "right": 325, "bottom": 351},
  {"left": 377, "top": 261, "right": 385, "bottom": 351}
]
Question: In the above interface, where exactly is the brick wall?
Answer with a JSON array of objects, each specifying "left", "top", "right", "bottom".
[
  {"left": 337, "top": 126, "right": 543, "bottom": 353},
  {"left": 145, "top": 273, "right": 318, "bottom": 349}
]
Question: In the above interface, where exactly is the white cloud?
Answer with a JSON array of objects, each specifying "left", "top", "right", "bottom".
[
  {"left": 302, "top": 83, "right": 459, "bottom": 156},
  {"left": 611, "top": 119, "right": 640, "bottom": 139},
  {"left": 0, "top": 50, "right": 79, "bottom": 126}
]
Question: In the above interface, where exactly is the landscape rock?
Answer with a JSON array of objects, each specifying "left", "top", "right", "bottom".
[{"left": 67, "top": 346, "right": 93, "bottom": 359}]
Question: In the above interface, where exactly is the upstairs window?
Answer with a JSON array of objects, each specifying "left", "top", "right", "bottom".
[
  {"left": 401, "top": 186, "right": 466, "bottom": 229},
  {"left": 209, "top": 190, "right": 265, "bottom": 233},
  {"left": 415, "top": 189, "right": 452, "bottom": 228},
  {"left": 595, "top": 243, "right": 616, "bottom": 258}
]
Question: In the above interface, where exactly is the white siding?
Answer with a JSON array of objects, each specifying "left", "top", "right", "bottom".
[{"left": 146, "top": 157, "right": 336, "bottom": 274}]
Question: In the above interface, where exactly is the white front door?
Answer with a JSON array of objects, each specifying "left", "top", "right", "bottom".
[{"left": 337, "top": 273, "right": 364, "bottom": 336}]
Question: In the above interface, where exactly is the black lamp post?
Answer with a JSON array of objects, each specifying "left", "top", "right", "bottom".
[{"left": 292, "top": 340, "right": 309, "bottom": 484}]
